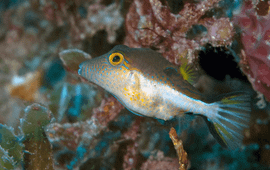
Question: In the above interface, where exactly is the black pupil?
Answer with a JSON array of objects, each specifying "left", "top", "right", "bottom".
[
  {"left": 163, "top": 67, "right": 179, "bottom": 77},
  {"left": 112, "top": 55, "right": 120, "bottom": 62}
]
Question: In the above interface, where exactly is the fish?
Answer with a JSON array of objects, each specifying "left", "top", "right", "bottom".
[{"left": 76, "top": 45, "right": 251, "bottom": 149}]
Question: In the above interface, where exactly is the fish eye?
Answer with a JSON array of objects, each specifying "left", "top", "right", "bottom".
[
  {"left": 113, "top": 55, "right": 120, "bottom": 62},
  {"left": 109, "top": 52, "right": 124, "bottom": 66}
]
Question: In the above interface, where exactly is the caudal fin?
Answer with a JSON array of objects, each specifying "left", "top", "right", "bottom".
[{"left": 203, "top": 92, "right": 251, "bottom": 149}]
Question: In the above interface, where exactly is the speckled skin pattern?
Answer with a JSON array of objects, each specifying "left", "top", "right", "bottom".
[{"left": 78, "top": 45, "right": 211, "bottom": 120}]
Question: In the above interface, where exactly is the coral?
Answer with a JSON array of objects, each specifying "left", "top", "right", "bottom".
[
  {"left": 233, "top": 0, "right": 270, "bottom": 101},
  {"left": 23, "top": 138, "right": 54, "bottom": 170},
  {"left": 123, "top": 143, "right": 139, "bottom": 170},
  {"left": 92, "top": 96, "right": 124, "bottom": 127},
  {"left": 0, "top": 103, "right": 55, "bottom": 169},
  {"left": 124, "top": 0, "right": 235, "bottom": 65},
  {"left": 46, "top": 119, "right": 103, "bottom": 151},
  {"left": 46, "top": 118, "right": 103, "bottom": 169},
  {"left": 169, "top": 127, "right": 188, "bottom": 170},
  {"left": 122, "top": 117, "right": 142, "bottom": 170},
  {"left": 21, "top": 103, "right": 53, "bottom": 139},
  {"left": 0, "top": 124, "right": 23, "bottom": 167},
  {"left": 199, "top": 17, "right": 234, "bottom": 46},
  {"left": 140, "top": 150, "right": 180, "bottom": 170},
  {"left": 21, "top": 103, "right": 54, "bottom": 169},
  {"left": 123, "top": 117, "right": 141, "bottom": 141},
  {"left": 0, "top": 145, "right": 16, "bottom": 170},
  {"left": 81, "top": 2, "right": 124, "bottom": 43}
]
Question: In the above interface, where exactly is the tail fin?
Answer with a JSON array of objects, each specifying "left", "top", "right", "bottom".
[{"left": 203, "top": 92, "right": 251, "bottom": 149}]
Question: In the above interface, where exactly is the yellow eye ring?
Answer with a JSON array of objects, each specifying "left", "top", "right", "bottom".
[{"left": 109, "top": 52, "right": 124, "bottom": 66}]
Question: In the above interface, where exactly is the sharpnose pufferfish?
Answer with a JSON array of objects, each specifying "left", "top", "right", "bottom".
[{"left": 76, "top": 45, "right": 251, "bottom": 149}]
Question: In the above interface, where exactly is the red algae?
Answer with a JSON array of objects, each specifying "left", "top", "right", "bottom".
[{"left": 234, "top": 0, "right": 270, "bottom": 101}]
